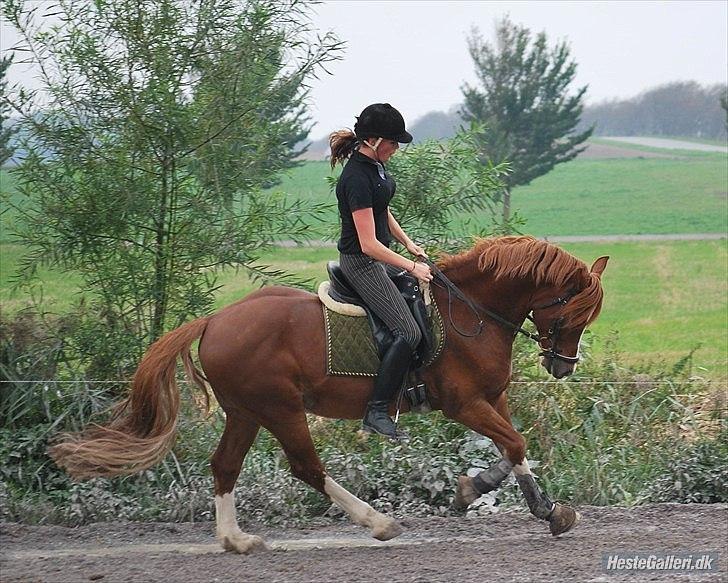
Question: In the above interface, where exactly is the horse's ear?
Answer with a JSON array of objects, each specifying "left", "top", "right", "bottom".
[{"left": 590, "top": 256, "right": 609, "bottom": 276}]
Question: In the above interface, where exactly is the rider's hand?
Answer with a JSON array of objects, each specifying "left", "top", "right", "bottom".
[
  {"left": 406, "top": 242, "right": 428, "bottom": 259},
  {"left": 410, "top": 261, "right": 433, "bottom": 283}
]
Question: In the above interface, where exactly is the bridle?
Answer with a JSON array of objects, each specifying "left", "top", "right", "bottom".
[
  {"left": 527, "top": 294, "right": 580, "bottom": 364},
  {"left": 421, "top": 257, "right": 581, "bottom": 365}
]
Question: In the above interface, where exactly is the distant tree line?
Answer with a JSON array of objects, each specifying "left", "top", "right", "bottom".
[
  {"left": 578, "top": 81, "right": 726, "bottom": 139},
  {"left": 319, "top": 80, "right": 726, "bottom": 151}
]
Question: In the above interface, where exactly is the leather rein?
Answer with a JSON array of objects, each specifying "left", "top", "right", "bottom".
[{"left": 420, "top": 257, "right": 580, "bottom": 364}]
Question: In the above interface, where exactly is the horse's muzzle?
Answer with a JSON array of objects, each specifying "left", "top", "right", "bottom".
[{"left": 541, "top": 355, "right": 575, "bottom": 379}]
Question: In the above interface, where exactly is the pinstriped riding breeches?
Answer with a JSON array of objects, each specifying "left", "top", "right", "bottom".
[{"left": 338, "top": 252, "right": 422, "bottom": 351}]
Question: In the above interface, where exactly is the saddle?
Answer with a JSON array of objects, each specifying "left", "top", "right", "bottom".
[{"left": 325, "top": 261, "right": 434, "bottom": 366}]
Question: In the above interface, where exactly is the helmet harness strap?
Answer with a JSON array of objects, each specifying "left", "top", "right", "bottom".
[
  {"left": 362, "top": 137, "right": 383, "bottom": 161},
  {"left": 364, "top": 137, "right": 383, "bottom": 152}
]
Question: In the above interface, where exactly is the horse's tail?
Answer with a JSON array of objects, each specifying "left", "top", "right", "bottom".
[{"left": 49, "top": 316, "right": 211, "bottom": 480}]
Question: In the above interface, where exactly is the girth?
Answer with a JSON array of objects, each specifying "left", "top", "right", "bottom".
[{"left": 326, "top": 261, "right": 434, "bottom": 367}]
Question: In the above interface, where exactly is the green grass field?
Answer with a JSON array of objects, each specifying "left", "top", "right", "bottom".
[
  {"left": 494, "top": 155, "right": 727, "bottom": 236},
  {"left": 560, "top": 239, "right": 727, "bottom": 378},
  {"left": 5, "top": 142, "right": 723, "bottom": 243},
  {"left": 275, "top": 149, "right": 727, "bottom": 237},
  {"left": 3, "top": 240, "right": 725, "bottom": 379}
]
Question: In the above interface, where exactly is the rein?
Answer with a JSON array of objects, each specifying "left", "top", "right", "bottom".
[{"left": 420, "top": 256, "right": 579, "bottom": 364}]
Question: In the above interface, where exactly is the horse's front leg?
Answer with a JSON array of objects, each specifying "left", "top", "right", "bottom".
[
  {"left": 451, "top": 394, "right": 579, "bottom": 536},
  {"left": 450, "top": 395, "right": 524, "bottom": 507},
  {"left": 510, "top": 457, "right": 580, "bottom": 535},
  {"left": 492, "top": 392, "right": 579, "bottom": 535}
]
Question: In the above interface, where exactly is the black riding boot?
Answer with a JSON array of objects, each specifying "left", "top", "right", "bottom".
[{"left": 362, "top": 336, "right": 413, "bottom": 438}]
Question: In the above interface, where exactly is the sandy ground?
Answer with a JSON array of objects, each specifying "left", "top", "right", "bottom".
[{"left": 2, "top": 503, "right": 726, "bottom": 583}]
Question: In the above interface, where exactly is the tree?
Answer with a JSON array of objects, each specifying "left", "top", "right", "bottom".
[
  {"left": 0, "top": 54, "right": 14, "bottom": 166},
  {"left": 386, "top": 124, "right": 509, "bottom": 249},
  {"left": 2, "top": 0, "right": 341, "bottom": 376},
  {"left": 721, "top": 90, "right": 728, "bottom": 131},
  {"left": 460, "top": 17, "right": 593, "bottom": 226}
]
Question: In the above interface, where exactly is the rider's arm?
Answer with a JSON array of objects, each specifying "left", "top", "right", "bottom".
[
  {"left": 353, "top": 209, "right": 431, "bottom": 281},
  {"left": 387, "top": 210, "right": 427, "bottom": 258}
]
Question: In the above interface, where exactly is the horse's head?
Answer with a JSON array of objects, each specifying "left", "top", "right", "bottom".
[
  {"left": 530, "top": 256, "right": 609, "bottom": 379},
  {"left": 440, "top": 237, "right": 610, "bottom": 379}
]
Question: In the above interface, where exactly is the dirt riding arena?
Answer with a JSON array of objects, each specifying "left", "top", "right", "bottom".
[{"left": 2, "top": 503, "right": 726, "bottom": 582}]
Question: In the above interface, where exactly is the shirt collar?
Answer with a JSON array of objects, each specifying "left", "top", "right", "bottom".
[{"left": 352, "top": 149, "right": 383, "bottom": 168}]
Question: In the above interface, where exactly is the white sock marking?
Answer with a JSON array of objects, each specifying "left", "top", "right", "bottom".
[
  {"left": 324, "top": 475, "right": 387, "bottom": 529},
  {"left": 215, "top": 492, "right": 241, "bottom": 539},
  {"left": 513, "top": 458, "right": 532, "bottom": 476}
]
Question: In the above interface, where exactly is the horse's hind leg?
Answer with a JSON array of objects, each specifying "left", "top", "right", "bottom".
[
  {"left": 211, "top": 413, "right": 267, "bottom": 553},
  {"left": 266, "top": 411, "right": 403, "bottom": 541}
]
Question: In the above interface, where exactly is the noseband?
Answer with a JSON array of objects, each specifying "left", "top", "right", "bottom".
[
  {"left": 422, "top": 258, "right": 580, "bottom": 365},
  {"left": 528, "top": 295, "right": 580, "bottom": 364}
]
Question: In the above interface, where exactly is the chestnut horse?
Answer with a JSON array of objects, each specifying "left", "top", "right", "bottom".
[{"left": 51, "top": 236, "right": 608, "bottom": 553}]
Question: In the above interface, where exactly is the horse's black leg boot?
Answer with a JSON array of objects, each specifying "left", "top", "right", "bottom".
[{"left": 362, "top": 336, "right": 412, "bottom": 438}]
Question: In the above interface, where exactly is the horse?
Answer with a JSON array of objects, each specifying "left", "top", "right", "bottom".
[{"left": 50, "top": 235, "right": 608, "bottom": 554}]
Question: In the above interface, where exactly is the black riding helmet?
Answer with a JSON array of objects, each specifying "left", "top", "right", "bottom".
[{"left": 354, "top": 103, "right": 413, "bottom": 144}]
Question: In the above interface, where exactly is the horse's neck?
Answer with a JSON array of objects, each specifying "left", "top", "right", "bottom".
[{"left": 436, "top": 264, "right": 533, "bottom": 327}]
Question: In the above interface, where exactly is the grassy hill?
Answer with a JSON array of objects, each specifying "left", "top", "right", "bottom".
[{"left": 277, "top": 146, "right": 727, "bottom": 238}]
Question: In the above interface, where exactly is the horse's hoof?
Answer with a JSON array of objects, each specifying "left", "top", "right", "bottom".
[
  {"left": 372, "top": 517, "right": 403, "bottom": 541},
  {"left": 549, "top": 503, "right": 581, "bottom": 536},
  {"left": 453, "top": 475, "right": 479, "bottom": 510},
  {"left": 221, "top": 533, "right": 269, "bottom": 554}
]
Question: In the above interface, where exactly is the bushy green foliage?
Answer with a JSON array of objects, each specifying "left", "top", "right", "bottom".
[
  {"left": 1, "top": 333, "right": 724, "bottom": 526},
  {"left": 507, "top": 335, "right": 727, "bottom": 506},
  {"left": 385, "top": 127, "right": 516, "bottom": 250},
  {"left": 2, "top": 0, "right": 341, "bottom": 378},
  {"left": 322, "top": 127, "right": 513, "bottom": 248},
  {"left": 0, "top": 54, "right": 14, "bottom": 166},
  {"left": 644, "top": 422, "right": 728, "bottom": 504}
]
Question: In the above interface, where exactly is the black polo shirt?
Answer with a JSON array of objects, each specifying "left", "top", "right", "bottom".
[{"left": 336, "top": 150, "right": 396, "bottom": 254}]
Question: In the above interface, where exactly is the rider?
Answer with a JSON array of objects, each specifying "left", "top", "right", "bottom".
[{"left": 329, "top": 103, "right": 433, "bottom": 438}]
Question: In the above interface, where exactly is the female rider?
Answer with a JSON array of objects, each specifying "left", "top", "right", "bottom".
[{"left": 328, "top": 103, "right": 433, "bottom": 439}]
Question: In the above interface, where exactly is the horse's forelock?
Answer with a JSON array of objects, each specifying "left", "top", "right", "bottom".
[{"left": 563, "top": 271, "right": 604, "bottom": 328}]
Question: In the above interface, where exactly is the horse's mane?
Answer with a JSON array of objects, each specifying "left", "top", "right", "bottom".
[{"left": 438, "top": 236, "right": 604, "bottom": 327}]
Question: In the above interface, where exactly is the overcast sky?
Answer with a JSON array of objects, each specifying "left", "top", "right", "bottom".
[
  {"left": 306, "top": 1, "right": 727, "bottom": 139},
  {"left": 2, "top": 1, "right": 726, "bottom": 140}
]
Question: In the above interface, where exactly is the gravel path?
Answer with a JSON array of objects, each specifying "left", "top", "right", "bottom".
[
  {"left": 277, "top": 233, "right": 726, "bottom": 248},
  {"left": 2, "top": 503, "right": 726, "bottom": 583},
  {"left": 601, "top": 137, "right": 727, "bottom": 153}
]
